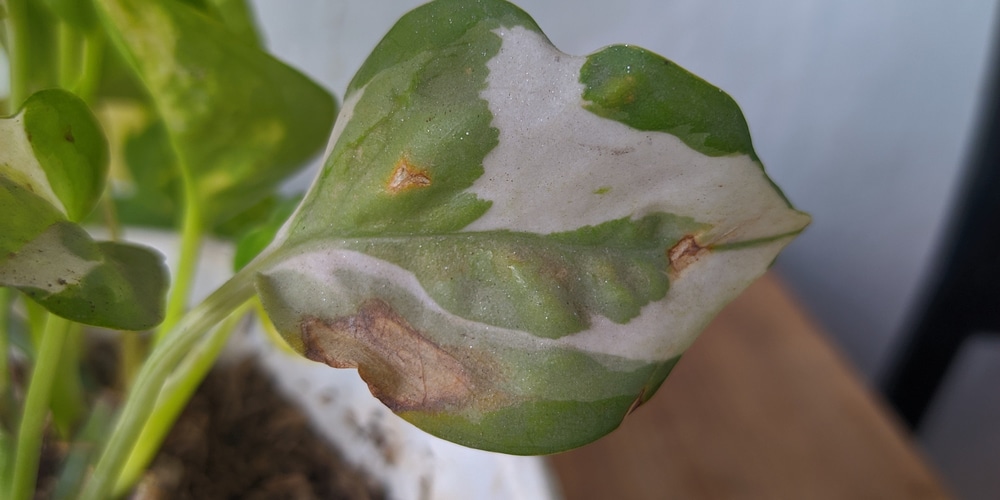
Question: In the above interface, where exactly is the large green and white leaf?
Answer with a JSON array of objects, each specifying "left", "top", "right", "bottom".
[
  {"left": 95, "top": 0, "right": 336, "bottom": 225},
  {"left": 0, "top": 90, "right": 168, "bottom": 330},
  {"left": 255, "top": 0, "right": 810, "bottom": 454}
]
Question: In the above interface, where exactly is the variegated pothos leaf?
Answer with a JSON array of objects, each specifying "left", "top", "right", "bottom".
[{"left": 254, "top": 0, "right": 810, "bottom": 454}]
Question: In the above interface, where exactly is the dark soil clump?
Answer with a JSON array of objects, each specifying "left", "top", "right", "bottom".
[{"left": 138, "top": 359, "right": 385, "bottom": 500}]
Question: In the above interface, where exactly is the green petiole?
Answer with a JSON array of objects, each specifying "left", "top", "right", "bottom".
[
  {"left": 9, "top": 313, "right": 72, "bottom": 500},
  {"left": 79, "top": 252, "right": 267, "bottom": 500}
]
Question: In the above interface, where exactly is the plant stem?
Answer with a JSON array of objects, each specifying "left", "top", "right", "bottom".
[
  {"left": 78, "top": 255, "right": 267, "bottom": 500},
  {"left": 57, "top": 22, "right": 80, "bottom": 90},
  {"left": 113, "top": 300, "right": 253, "bottom": 495},
  {"left": 49, "top": 321, "right": 85, "bottom": 438},
  {"left": 23, "top": 300, "right": 49, "bottom": 351},
  {"left": 118, "top": 333, "right": 142, "bottom": 391},
  {"left": 73, "top": 33, "right": 105, "bottom": 104},
  {"left": 0, "top": 288, "right": 11, "bottom": 411},
  {"left": 9, "top": 313, "right": 72, "bottom": 500},
  {"left": 5, "top": 0, "right": 29, "bottom": 111},
  {"left": 0, "top": 289, "right": 13, "bottom": 490},
  {"left": 155, "top": 181, "right": 205, "bottom": 344},
  {"left": 52, "top": 398, "right": 115, "bottom": 500}
]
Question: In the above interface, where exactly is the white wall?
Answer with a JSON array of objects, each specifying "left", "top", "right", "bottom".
[{"left": 251, "top": 1, "right": 997, "bottom": 497}]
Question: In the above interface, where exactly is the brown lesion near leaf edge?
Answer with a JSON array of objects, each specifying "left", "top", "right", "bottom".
[
  {"left": 300, "top": 299, "right": 475, "bottom": 413},
  {"left": 385, "top": 156, "right": 431, "bottom": 194},
  {"left": 667, "top": 235, "right": 709, "bottom": 278}
]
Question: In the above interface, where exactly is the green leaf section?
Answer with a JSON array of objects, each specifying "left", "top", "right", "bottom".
[
  {"left": 0, "top": 178, "right": 167, "bottom": 330},
  {"left": 232, "top": 195, "right": 301, "bottom": 271},
  {"left": 42, "top": 0, "right": 98, "bottom": 32},
  {"left": 0, "top": 177, "right": 64, "bottom": 257},
  {"left": 21, "top": 89, "right": 108, "bottom": 222},
  {"left": 1, "top": 89, "right": 107, "bottom": 222},
  {"left": 345, "top": 0, "right": 542, "bottom": 96},
  {"left": 581, "top": 45, "right": 756, "bottom": 159},
  {"left": 95, "top": 0, "right": 336, "bottom": 226},
  {"left": 347, "top": 213, "right": 707, "bottom": 338},
  {"left": 285, "top": 10, "right": 522, "bottom": 242},
  {"left": 405, "top": 395, "right": 636, "bottom": 455},
  {"left": 198, "top": 0, "right": 264, "bottom": 48},
  {"left": 406, "top": 355, "right": 680, "bottom": 454},
  {"left": 110, "top": 117, "right": 180, "bottom": 229}
]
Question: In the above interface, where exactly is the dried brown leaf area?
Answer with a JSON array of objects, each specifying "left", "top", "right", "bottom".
[
  {"left": 300, "top": 299, "right": 475, "bottom": 412},
  {"left": 386, "top": 157, "right": 431, "bottom": 194},
  {"left": 668, "top": 235, "right": 708, "bottom": 278}
]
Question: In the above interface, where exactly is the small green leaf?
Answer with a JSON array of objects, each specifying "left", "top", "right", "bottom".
[
  {"left": 95, "top": 0, "right": 336, "bottom": 226},
  {"left": 0, "top": 224, "right": 168, "bottom": 331},
  {"left": 1, "top": 89, "right": 108, "bottom": 222},
  {"left": 101, "top": 109, "right": 181, "bottom": 229},
  {"left": 0, "top": 178, "right": 168, "bottom": 330},
  {"left": 255, "top": 0, "right": 810, "bottom": 454}
]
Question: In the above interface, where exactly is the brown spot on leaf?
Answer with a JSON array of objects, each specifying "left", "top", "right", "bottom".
[
  {"left": 64, "top": 127, "right": 75, "bottom": 143},
  {"left": 386, "top": 157, "right": 431, "bottom": 194},
  {"left": 625, "top": 387, "right": 648, "bottom": 416},
  {"left": 300, "top": 299, "right": 474, "bottom": 412},
  {"left": 667, "top": 235, "right": 709, "bottom": 277}
]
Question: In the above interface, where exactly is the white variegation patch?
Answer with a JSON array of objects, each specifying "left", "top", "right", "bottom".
[
  {"left": 560, "top": 236, "right": 795, "bottom": 360},
  {"left": 261, "top": 243, "right": 784, "bottom": 366},
  {"left": 0, "top": 224, "right": 98, "bottom": 292},
  {"left": 467, "top": 26, "right": 808, "bottom": 246},
  {"left": 0, "top": 114, "right": 68, "bottom": 216},
  {"left": 262, "top": 247, "right": 565, "bottom": 356}
]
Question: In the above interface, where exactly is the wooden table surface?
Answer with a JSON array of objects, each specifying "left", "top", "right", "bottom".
[{"left": 548, "top": 273, "right": 952, "bottom": 500}]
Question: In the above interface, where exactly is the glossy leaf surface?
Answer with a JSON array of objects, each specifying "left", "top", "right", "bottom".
[{"left": 256, "top": 0, "right": 810, "bottom": 454}]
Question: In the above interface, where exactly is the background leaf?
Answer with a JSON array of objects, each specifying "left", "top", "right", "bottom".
[
  {"left": 95, "top": 0, "right": 336, "bottom": 226},
  {"left": 42, "top": 0, "right": 98, "bottom": 32},
  {"left": 231, "top": 195, "right": 300, "bottom": 271}
]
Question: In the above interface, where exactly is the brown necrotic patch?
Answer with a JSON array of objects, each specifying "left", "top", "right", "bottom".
[
  {"left": 300, "top": 299, "right": 473, "bottom": 412},
  {"left": 667, "top": 235, "right": 709, "bottom": 277},
  {"left": 385, "top": 156, "right": 431, "bottom": 194}
]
